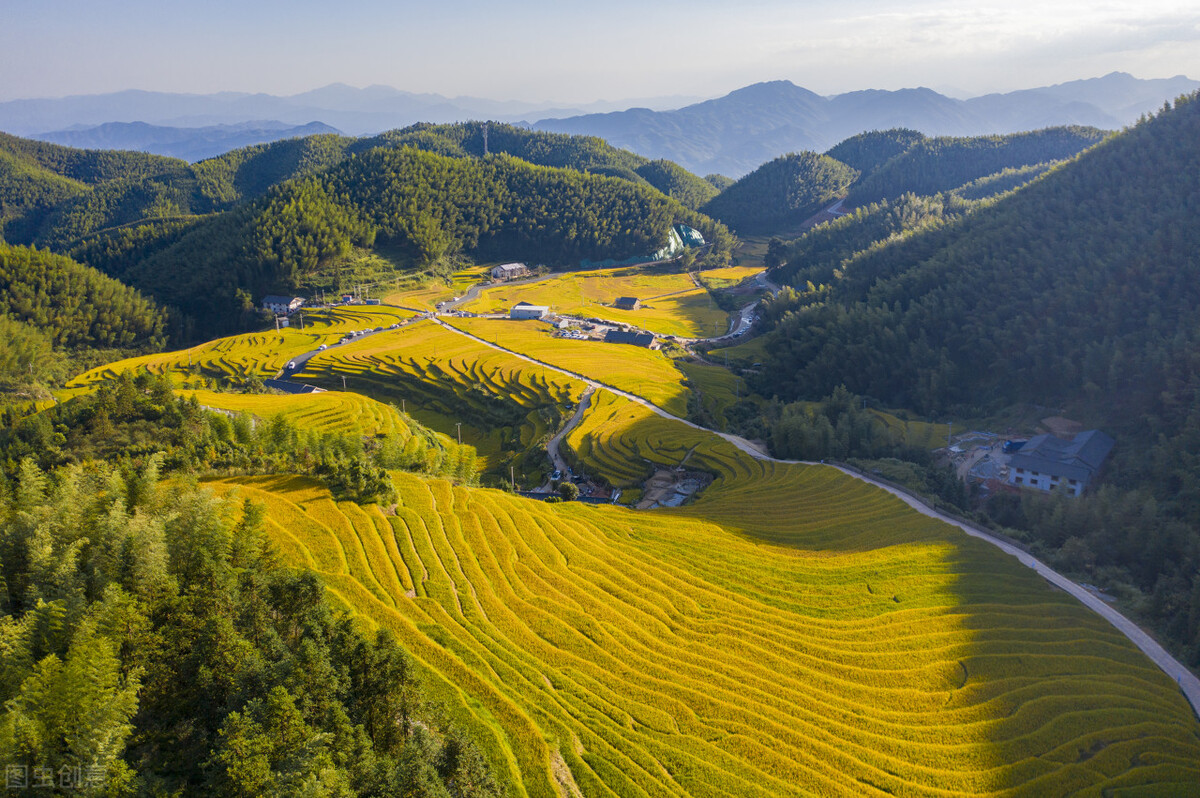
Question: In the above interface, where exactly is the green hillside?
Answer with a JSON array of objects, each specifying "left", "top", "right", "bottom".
[
  {"left": 0, "top": 373, "right": 499, "bottom": 796},
  {"left": 762, "top": 192, "right": 974, "bottom": 293},
  {"left": 0, "top": 130, "right": 189, "bottom": 184},
  {"left": 844, "top": 126, "right": 1107, "bottom": 206},
  {"left": 755, "top": 90, "right": 1200, "bottom": 664},
  {"left": 358, "top": 123, "right": 719, "bottom": 209},
  {"left": 700, "top": 151, "right": 859, "bottom": 233},
  {"left": 0, "top": 149, "right": 90, "bottom": 242},
  {"left": 0, "top": 240, "right": 165, "bottom": 351},
  {"left": 634, "top": 159, "right": 720, "bottom": 209},
  {"left": 117, "top": 147, "right": 731, "bottom": 335},
  {"left": 0, "top": 126, "right": 728, "bottom": 340},
  {"left": 825, "top": 128, "right": 926, "bottom": 178}
]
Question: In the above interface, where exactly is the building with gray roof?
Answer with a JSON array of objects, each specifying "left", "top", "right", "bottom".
[
  {"left": 603, "top": 329, "right": 655, "bottom": 348},
  {"left": 1007, "top": 429, "right": 1114, "bottom": 496}
]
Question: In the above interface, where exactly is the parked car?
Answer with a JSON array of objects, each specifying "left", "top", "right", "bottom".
[{"left": 318, "top": 344, "right": 328, "bottom": 351}]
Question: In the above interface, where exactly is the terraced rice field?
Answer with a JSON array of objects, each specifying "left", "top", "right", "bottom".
[
  {"left": 696, "top": 264, "right": 764, "bottom": 289},
  {"left": 66, "top": 305, "right": 412, "bottom": 387},
  {"left": 446, "top": 318, "right": 691, "bottom": 417},
  {"left": 180, "top": 388, "right": 414, "bottom": 437},
  {"left": 384, "top": 265, "right": 491, "bottom": 310},
  {"left": 564, "top": 390, "right": 772, "bottom": 492},
  {"left": 564, "top": 390, "right": 659, "bottom": 487},
  {"left": 291, "top": 321, "right": 587, "bottom": 471},
  {"left": 461, "top": 266, "right": 728, "bottom": 337},
  {"left": 205, "top": 467, "right": 1200, "bottom": 797}
]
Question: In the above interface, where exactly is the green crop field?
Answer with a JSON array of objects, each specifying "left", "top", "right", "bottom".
[
  {"left": 461, "top": 265, "right": 728, "bottom": 337},
  {"left": 869, "top": 410, "right": 964, "bottom": 450},
  {"left": 677, "top": 360, "right": 754, "bottom": 428},
  {"left": 707, "top": 335, "right": 770, "bottom": 368},
  {"left": 446, "top": 318, "right": 692, "bottom": 417},
  {"left": 204, "top": 465, "right": 1200, "bottom": 797}
]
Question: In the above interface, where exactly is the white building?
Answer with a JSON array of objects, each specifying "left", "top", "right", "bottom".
[
  {"left": 1007, "top": 430, "right": 1114, "bottom": 496},
  {"left": 262, "top": 295, "right": 305, "bottom": 315},
  {"left": 491, "top": 262, "right": 529, "bottom": 281},
  {"left": 510, "top": 301, "right": 549, "bottom": 320}
]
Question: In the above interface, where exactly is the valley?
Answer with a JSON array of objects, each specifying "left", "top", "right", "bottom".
[
  {"left": 5, "top": 91, "right": 1200, "bottom": 796},
  {"left": 30, "top": 270, "right": 1200, "bottom": 794}
]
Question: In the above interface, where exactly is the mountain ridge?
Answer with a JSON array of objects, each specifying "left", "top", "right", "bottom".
[
  {"left": 537, "top": 73, "right": 1198, "bottom": 176},
  {"left": 33, "top": 120, "right": 343, "bottom": 163}
]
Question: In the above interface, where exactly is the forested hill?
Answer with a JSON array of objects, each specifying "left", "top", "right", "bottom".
[
  {"left": 1, "top": 123, "right": 720, "bottom": 253},
  {"left": 758, "top": 93, "right": 1199, "bottom": 418},
  {"left": 117, "top": 147, "right": 731, "bottom": 335},
  {"left": 0, "top": 125, "right": 729, "bottom": 338},
  {"left": 0, "top": 241, "right": 167, "bottom": 392},
  {"left": 699, "top": 152, "right": 858, "bottom": 233},
  {"left": 843, "top": 126, "right": 1107, "bottom": 206},
  {"left": 754, "top": 91, "right": 1200, "bottom": 662},
  {"left": 0, "top": 132, "right": 358, "bottom": 249},
  {"left": 355, "top": 122, "right": 719, "bottom": 209},
  {"left": 824, "top": 129, "right": 926, "bottom": 178},
  {"left": 0, "top": 241, "right": 165, "bottom": 351}
]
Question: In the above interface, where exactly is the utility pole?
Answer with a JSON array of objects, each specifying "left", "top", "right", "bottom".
[
  {"left": 402, "top": 398, "right": 406, "bottom": 414},
  {"left": 342, "top": 375, "right": 347, "bottom": 391},
  {"left": 456, "top": 422, "right": 462, "bottom": 445},
  {"left": 510, "top": 465, "right": 515, "bottom": 492}
]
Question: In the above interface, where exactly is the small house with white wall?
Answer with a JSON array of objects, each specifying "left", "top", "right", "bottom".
[
  {"left": 262, "top": 295, "right": 305, "bottom": 315},
  {"left": 1007, "top": 430, "right": 1114, "bottom": 496},
  {"left": 510, "top": 301, "right": 549, "bottom": 320},
  {"left": 491, "top": 263, "right": 529, "bottom": 281}
]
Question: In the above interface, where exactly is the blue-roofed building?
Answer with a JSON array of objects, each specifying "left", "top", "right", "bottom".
[{"left": 1007, "top": 429, "right": 1114, "bottom": 496}]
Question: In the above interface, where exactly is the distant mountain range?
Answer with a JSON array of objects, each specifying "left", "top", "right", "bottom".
[
  {"left": 536, "top": 72, "right": 1200, "bottom": 176},
  {"left": 33, "top": 121, "right": 343, "bottom": 162},
  {"left": 0, "top": 85, "right": 702, "bottom": 139},
  {"left": 3, "top": 73, "right": 1195, "bottom": 174}
]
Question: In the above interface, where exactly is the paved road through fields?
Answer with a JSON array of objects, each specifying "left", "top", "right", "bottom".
[{"left": 435, "top": 317, "right": 1200, "bottom": 718}]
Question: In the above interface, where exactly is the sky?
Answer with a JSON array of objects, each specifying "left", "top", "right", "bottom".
[{"left": 2, "top": 0, "right": 1198, "bottom": 103}]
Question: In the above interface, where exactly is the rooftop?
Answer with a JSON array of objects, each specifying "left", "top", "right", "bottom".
[
  {"left": 1009, "top": 429, "right": 1114, "bottom": 482},
  {"left": 604, "top": 329, "right": 655, "bottom": 347}
]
